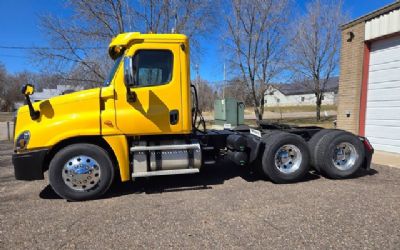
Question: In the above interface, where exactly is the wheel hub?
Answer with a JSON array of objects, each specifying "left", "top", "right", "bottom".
[
  {"left": 274, "top": 144, "right": 302, "bottom": 174},
  {"left": 332, "top": 142, "right": 358, "bottom": 171},
  {"left": 62, "top": 155, "right": 101, "bottom": 191}
]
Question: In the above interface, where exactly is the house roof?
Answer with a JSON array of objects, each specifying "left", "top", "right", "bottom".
[
  {"left": 341, "top": 1, "right": 400, "bottom": 30},
  {"left": 31, "top": 85, "right": 83, "bottom": 101},
  {"left": 271, "top": 77, "right": 338, "bottom": 96}
]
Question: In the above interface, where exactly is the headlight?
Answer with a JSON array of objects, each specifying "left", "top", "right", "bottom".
[{"left": 15, "top": 131, "right": 30, "bottom": 151}]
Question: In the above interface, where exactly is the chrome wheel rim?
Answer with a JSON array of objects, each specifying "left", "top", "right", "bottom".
[
  {"left": 274, "top": 144, "right": 302, "bottom": 174},
  {"left": 62, "top": 155, "right": 101, "bottom": 191},
  {"left": 332, "top": 142, "right": 358, "bottom": 171}
]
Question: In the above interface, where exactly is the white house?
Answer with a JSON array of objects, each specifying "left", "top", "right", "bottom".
[
  {"left": 14, "top": 85, "right": 84, "bottom": 110},
  {"left": 31, "top": 85, "right": 84, "bottom": 102},
  {"left": 265, "top": 77, "right": 338, "bottom": 107}
]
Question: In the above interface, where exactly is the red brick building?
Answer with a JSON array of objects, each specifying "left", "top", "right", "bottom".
[{"left": 338, "top": 1, "right": 400, "bottom": 161}]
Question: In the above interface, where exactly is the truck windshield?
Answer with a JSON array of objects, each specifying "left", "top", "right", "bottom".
[{"left": 104, "top": 56, "right": 123, "bottom": 86}]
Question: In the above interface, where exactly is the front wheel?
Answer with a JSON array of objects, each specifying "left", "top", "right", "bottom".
[
  {"left": 261, "top": 132, "right": 310, "bottom": 183},
  {"left": 48, "top": 143, "right": 114, "bottom": 201}
]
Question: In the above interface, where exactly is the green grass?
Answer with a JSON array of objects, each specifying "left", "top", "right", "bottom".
[
  {"left": 208, "top": 116, "right": 336, "bottom": 129},
  {"left": 245, "top": 117, "right": 335, "bottom": 129},
  {"left": 263, "top": 105, "right": 337, "bottom": 113},
  {"left": 205, "top": 105, "right": 337, "bottom": 116}
]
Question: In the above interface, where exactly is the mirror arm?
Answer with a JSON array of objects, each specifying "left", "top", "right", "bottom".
[
  {"left": 126, "top": 86, "right": 137, "bottom": 102},
  {"left": 24, "top": 95, "right": 40, "bottom": 120}
]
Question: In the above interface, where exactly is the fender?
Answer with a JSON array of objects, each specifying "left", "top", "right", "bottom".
[{"left": 103, "top": 135, "right": 130, "bottom": 182}]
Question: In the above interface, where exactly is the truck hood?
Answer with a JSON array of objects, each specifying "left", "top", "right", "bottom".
[{"left": 15, "top": 88, "right": 101, "bottom": 150}]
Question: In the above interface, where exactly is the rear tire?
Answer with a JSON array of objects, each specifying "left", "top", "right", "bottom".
[
  {"left": 49, "top": 143, "right": 114, "bottom": 201},
  {"left": 308, "top": 129, "right": 337, "bottom": 171},
  {"left": 261, "top": 132, "right": 310, "bottom": 183},
  {"left": 314, "top": 131, "right": 365, "bottom": 179}
]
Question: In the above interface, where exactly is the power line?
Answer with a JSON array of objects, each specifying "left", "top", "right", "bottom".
[
  {"left": 0, "top": 54, "right": 27, "bottom": 58},
  {"left": 0, "top": 45, "right": 107, "bottom": 50}
]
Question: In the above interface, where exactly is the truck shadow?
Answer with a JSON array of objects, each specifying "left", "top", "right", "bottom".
[{"left": 38, "top": 161, "right": 378, "bottom": 200}]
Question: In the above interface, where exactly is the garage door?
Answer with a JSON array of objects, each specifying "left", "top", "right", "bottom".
[{"left": 365, "top": 35, "right": 400, "bottom": 154}]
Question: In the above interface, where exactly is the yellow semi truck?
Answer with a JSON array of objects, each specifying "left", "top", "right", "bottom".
[{"left": 12, "top": 32, "right": 374, "bottom": 201}]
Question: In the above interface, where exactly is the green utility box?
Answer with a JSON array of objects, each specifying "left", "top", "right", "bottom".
[{"left": 214, "top": 98, "right": 245, "bottom": 127}]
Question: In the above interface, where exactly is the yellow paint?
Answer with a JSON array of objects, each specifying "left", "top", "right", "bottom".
[
  {"left": 100, "top": 85, "right": 122, "bottom": 135},
  {"left": 113, "top": 39, "right": 192, "bottom": 135},
  {"left": 23, "top": 84, "right": 35, "bottom": 95},
  {"left": 14, "top": 88, "right": 101, "bottom": 149},
  {"left": 103, "top": 135, "right": 130, "bottom": 182},
  {"left": 14, "top": 32, "right": 193, "bottom": 182},
  {"left": 109, "top": 32, "right": 188, "bottom": 50}
]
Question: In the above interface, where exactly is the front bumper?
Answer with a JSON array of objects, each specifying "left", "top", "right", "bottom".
[{"left": 12, "top": 149, "right": 48, "bottom": 180}]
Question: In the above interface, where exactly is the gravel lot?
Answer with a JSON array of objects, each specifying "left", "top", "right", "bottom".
[{"left": 0, "top": 141, "right": 399, "bottom": 249}]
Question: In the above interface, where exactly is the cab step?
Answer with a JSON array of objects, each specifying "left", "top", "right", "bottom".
[{"left": 131, "top": 143, "right": 200, "bottom": 152}]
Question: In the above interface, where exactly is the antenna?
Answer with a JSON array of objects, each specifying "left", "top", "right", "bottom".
[
  {"left": 125, "top": 0, "right": 132, "bottom": 31},
  {"left": 173, "top": 0, "right": 178, "bottom": 33}
]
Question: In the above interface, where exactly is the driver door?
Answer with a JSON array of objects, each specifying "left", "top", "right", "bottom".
[{"left": 114, "top": 43, "right": 183, "bottom": 136}]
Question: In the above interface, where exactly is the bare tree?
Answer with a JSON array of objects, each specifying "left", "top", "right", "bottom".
[
  {"left": 288, "top": 0, "right": 347, "bottom": 121},
  {"left": 0, "top": 63, "right": 6, "bottom": 107},
  {"left": 133, "top": 1, "right": 215, "bottom": 40},
  {"left": 194, "top": 78, "right": 216, "bottom": 111},
  {"left": 33, "top": 0, "right": 128, "bottom": 86},
  {"left": 222, "top": 77, "right": 252, "bottom": 106},
  {"left": 0, "top": 72, "right": 28, "bottom": 111},
  {"left": 34, "top": 0, "right": 216, "bottom": 87},
  {"left": 224, "top": 0, "right": 289, "bottom": 121}
]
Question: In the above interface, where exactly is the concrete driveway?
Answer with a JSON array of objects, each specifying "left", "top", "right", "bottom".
[{"left": 0, "top": 141, "right": 399, "bottom": 249}]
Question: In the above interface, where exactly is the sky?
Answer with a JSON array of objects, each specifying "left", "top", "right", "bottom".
[{"left": 0, "top": 0, "right": 396, "bottom": 83}]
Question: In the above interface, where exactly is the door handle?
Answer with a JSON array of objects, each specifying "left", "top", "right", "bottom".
[{"left": 170, "top": 110, "right": 179, "bottom": 125}]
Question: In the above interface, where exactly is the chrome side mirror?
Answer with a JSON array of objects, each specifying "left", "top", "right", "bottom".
[
  {"left": 123, "top": 57, "right": 137, "bottom": 102},
  {"left": 124, "top": 57, "right": 135, "bottom": 87}
]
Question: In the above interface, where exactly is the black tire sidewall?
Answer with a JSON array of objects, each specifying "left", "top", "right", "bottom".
[
  {"left": 308, "top": 129, "right": 337, "bottom": 171},
  {"left": 318, "top": 132, "right": 365, "bottom": 178},
  {"left": 49, "top": 144, "right": 114, "bottom": 201},
  {"left": 262, "top": 133, "right": 310, "bottom": 183}
]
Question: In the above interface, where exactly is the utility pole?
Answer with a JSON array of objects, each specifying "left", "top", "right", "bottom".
[
  {"left": 195, "top": 64, "right": 200, "bottom": 90},
  {"left": 223, "top": 62, "right": 226, "bottom": 99}
]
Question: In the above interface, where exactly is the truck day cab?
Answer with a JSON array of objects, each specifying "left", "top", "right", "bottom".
[{"left": 12, "top": 33, "right": 374, "bottom": 201}]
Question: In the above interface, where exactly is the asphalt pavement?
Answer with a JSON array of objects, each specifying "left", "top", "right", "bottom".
[{"left": 0, "top": 141, "right": 399, "bottom": 249}]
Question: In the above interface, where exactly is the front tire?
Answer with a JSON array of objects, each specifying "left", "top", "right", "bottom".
[
  {"left": 49, "top": 143, "right": 114, "bottom": 201},
  {"left": 261, "top": 132, "right": 310, "bottom": 183}
]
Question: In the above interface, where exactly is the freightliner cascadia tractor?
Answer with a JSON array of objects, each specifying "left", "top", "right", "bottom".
[{"left": 12, "top": 33, "right": 374, "bottom": 201}]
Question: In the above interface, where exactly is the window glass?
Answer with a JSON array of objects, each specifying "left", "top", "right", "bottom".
[
  {"left": 104, "top": 56, "right": 122, "bottom": 86},
  {"left": 132, "top": 50, "right": 173, "bottom": 86}
]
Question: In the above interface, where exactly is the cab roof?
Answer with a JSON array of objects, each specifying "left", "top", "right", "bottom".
[
  {"left": 108, "top": 32, "right": 188, "bottom": 59},
  {"left": 109, "top": 32, "right": 187, "bottom": 48}
]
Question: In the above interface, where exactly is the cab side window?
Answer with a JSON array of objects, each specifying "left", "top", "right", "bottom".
[{"left": 132, "top": 50, "right": 173, "bottom": 86}]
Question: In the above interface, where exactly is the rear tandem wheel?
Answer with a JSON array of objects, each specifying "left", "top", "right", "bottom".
[{"left": 261, "top": 132, "right": 310, "bottom": 183}]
